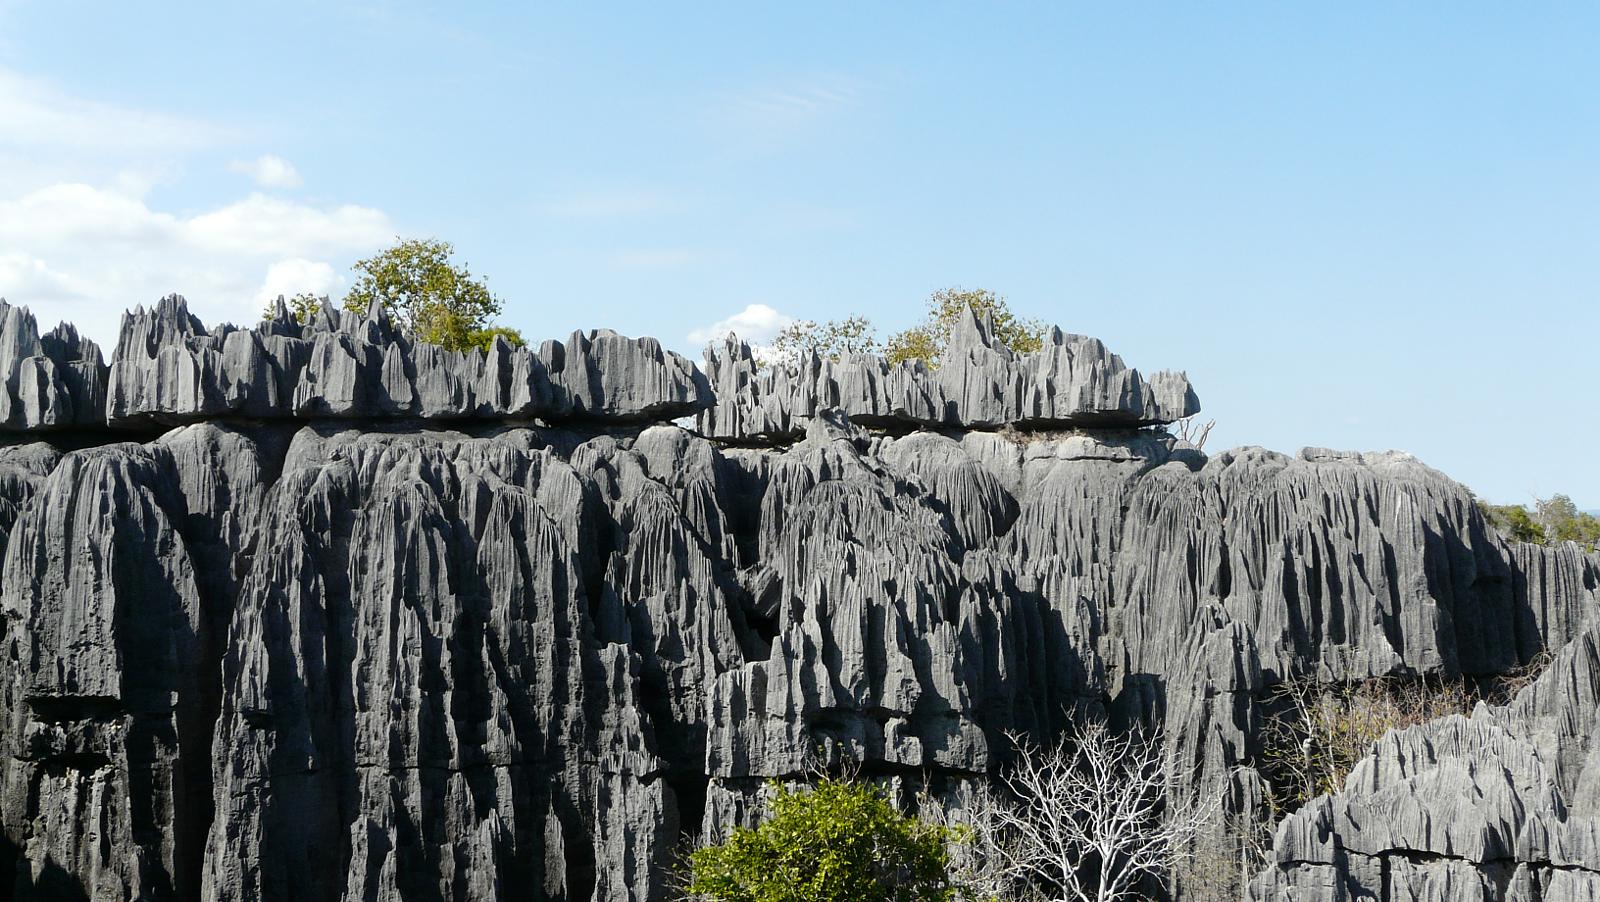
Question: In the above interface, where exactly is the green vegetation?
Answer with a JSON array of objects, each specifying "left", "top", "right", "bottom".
[
  {"left": 344, "top": 238, "right": 523, "bottom": 351},
  {"left": 271, "top": 291, "right": 324, "bottom": 325},
  {"left": 686, "top": 778, "right": 958, "bottom": 902},
  {"left": 768, "top": 288, "right": 1045, "bottom": 368},
  {"left": 262, "top": 238, "right": 524, "bottom": 352},
  {"left": 1480, "top": 494, "right": 1600, "bottom": 549},
  {"left": 770, "top": 315, "right": 880, "bottom": 361},
  {"left": 884, "top": 288, "right": 1045, "bottom": 368}
]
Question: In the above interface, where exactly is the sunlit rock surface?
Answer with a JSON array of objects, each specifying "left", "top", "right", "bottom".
[
  {"left": 0, "top": 296, "right": 1591, "bottom": 900},
  {"left": 697, "top": 305, "right": 1199, "bottom": 441}
]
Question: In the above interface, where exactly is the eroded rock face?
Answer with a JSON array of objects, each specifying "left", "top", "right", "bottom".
[
  {"left": 697, "top": 305, "right": 1200, "bottom": 441},
  {"left": 0, "top": 300, "right": 107, "bottom": 432},
  {"left": 1254, "top": 548, "right": 1600, "bottom": 902},
  {"left": 0, "top": 295, "right": 1591, "bottom": 901},
  {"left": 106, "top": 295, "right": 711, "bottom": 427}
]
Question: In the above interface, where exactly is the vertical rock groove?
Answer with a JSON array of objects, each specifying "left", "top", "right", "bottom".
[{"left": 0, "top": 295, "right": 1591, "bottom": 900}]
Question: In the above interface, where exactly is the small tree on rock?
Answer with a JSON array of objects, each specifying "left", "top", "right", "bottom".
[
  {"left": 769, "top": 315, "right": 880, "bottom": 362},
  {"left": 344, "top": 237, "right": 525, "bottom": 352},
  {"left": 261, "top": 291, "right": 325, "bottom": 325},
  {"left": 885, "top": 288, "right": 1045, "bottom": 368}
]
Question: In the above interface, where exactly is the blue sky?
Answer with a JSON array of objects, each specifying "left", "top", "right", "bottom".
[{"left": 0, "top": 3, "right": 1595, "bottom": 506}]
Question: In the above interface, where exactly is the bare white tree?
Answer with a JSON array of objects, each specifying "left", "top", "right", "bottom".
[
  {"left": 955, "top": 723, "right": 1220, "bottom": 902},
  {"left": 1172, "top": 416, "right": 1216, "bottom": 450}
]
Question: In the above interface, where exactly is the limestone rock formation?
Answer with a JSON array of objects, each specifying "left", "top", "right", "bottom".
[
  {"left": 107, "top": 295, "right": 711, "bottom": 427},
  {"left": 0, "top": 294, "right": 1592, "bottom": 901},
  {"left": 697, "top": 305, "right": 1199, "bottom": 441},
  {"left": 1254, "top": 545, "right": 1600, "bottom": 901},
  {"left": 0, "top": 300, "right": 107, "bottom": 431}
]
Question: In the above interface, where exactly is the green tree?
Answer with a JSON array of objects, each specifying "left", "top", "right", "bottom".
[
  {"left": 1481, "top": 495, "right": 1599, "bottom": 549},
  {"left": 1537, "top": 494, "right": 1600, "bottom": 547},
  {"left": 687, "top": 778, "right": 958, "bottom": 902},
  {"left": 344, "top": 237, "right": 524, "bottom": 351},
  {"left": 769, "top": 315, "right": 879, "bottom": 362},
  {"left": 261, "top": 291, "right": 325, "bottom": 324},
  {"left": 1480, "top": 502, "right": 1547, "bottom": 544},
  {"left": 885, "top": 288, "right": 1045, "bottom": 368}
]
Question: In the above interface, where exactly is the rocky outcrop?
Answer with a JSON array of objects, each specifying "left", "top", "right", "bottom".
[
  {"left": 0, "top": 300, "right": 107, "bottom": 431},
  {"left": 1255, "top": 544, "right": 1600, "bottom": 901},
  {"left": 107, "top": 295, "right": 710, "bottom": 427},
  {"left": 697, "top": 305, "right": 1199, "bottom": 441},
  {"left": 0, "top": 294, "right": 1591, "bottom": 901}
]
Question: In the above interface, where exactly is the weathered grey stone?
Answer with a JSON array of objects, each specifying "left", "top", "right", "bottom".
[
  {"left": 0, "top": 300, "right": 1592, "bottom": 900},
  {"left": 107, "top": 295, "right": 712, "bottom": 427},
  {"left": 697, "top": 305, "right": 1200, "bottom": 440},
  {"left": 1255, "top": 613, "right": 1600, "bottom": 901},
  {"left": 0, "top": 300, "right": 108, "bottom": 431}
]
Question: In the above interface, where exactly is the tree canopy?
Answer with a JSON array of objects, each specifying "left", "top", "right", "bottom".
[
  {"left": 884, "top": 287, "right": 1045, "bottom": 368},
  {"left": 257, "top": 239, "right": 524, "bottom": 352},
  {"left": 687, "top": 778, "right": 957, "bottom": 902},
  {"left": 268, "top": 291, "right": 324, "bottom": 325},
  {"left": 344, "top": 238, "right": 523, "bottom": 351},
  {"left": 769, "top": 315, "right": 879, "bottom": 362},
  {"left": 761, "top": 287, "right": 1044, "bottom": 369},
  {"left": 1480, "top": 494, "right": 1599, "bottom": 549}
]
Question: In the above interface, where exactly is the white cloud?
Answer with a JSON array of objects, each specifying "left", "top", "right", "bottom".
[
  {"left": 0, "top": 61, "right": 400, "bottom": 350},
  {"left": 0, "top": 67, "right": 230, "bottom": 157},
  {"left": 687, "top": 303, "right": 795, "bottom": 346},
  {"left": 0, "top": 182, "right": 395, "bottom": 348},
  {"left": 0, "top": 66, "right": 395, "bottom": 352},
  {"left": 0, "top": 66, "right": 225, "bottom": 199},
  {"left": 185, "top": 193, "right": 391, "bottom": 257},
  {"left": 0, "top": 253, "right": 86, "bottom": 308},
  {"left": 254, "top": 259, "right": 344, "bottom": 306},
  {"left": 734, "top": 83, "right": 856, "bottom": 118},
  {"left": 229, "top": 154, "right": 302, "bottom": 189}
]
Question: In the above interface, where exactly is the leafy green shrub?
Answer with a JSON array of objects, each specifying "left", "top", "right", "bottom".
[
  {"left": 885, "top": 288, "right": 1044, "bottom": 368},
  {"left": 686, "top": 778, "right": 958, "bottom": 902},
  {"left": 1481, "top": 501, "right": 1547, "bottom": 544},
  {"left": 1481, "top": 494, "right": 1599, "bottom": 550},
  {"left": 344, "top": 237, "right": 524, "bottom": 351}
]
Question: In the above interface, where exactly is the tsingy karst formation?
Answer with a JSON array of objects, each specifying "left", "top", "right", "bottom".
[{"left": 0, "top": 294, "right": 1594, "bottom": 900}]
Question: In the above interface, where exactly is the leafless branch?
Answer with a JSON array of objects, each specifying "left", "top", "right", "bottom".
[
  {"left": 945, "top": 722, "right": 1221, "bottom": 902},
  {"left": 1172, "top": 416, "right": 1216, "bottom": 450}
]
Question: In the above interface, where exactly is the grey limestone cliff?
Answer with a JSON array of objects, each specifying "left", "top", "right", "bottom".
[
  {"left": 107, "top": 295, "right": 710, "bottom": 427},
  {"left": 0, "top": 300, "right": 107, "bottom": 432},
  {"left": 697, "top": 304, "right": 1199, "bottom": 441},
  {"left": 1253, "top": 542, "right": 1600, "bottom": 901},
  {"left": 0, "top": 296, "right": 1591, "bottom": 901}
]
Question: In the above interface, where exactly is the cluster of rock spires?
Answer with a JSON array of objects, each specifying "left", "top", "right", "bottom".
[
  {"left": 698, "top": 311, "right": 1198, "bottom": 441},
  {"left": 0, "top": 293, "right": 1594, "bottom": 901}
]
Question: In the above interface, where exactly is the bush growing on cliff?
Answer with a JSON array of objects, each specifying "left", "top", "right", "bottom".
[
  {"left": 260, "top": 291, "right": 325, "bottom": 324},
  {"left": 763, "top": 287, "right": 1044, "bottom": 369},
  {"left": 1480, "top": 494, "right": 1599, "bottom": 549},
  {"left": 686, "top": 778, "right": 958, "bottom": 902},
  {"left": 885, "top": 288, "right": 1045, "bottom": 368},
  {"left": 345, "top": 237, "right": 525, "bottom": 352},
  {"left": 257, "top": 239, "right": 526, "bottom": 352},
  {"left": 1259, "top": 676, "right": 1477, "bottom": 817},
  {"left": 769, "top": 315, "right": 880, "bottom": 361}
]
